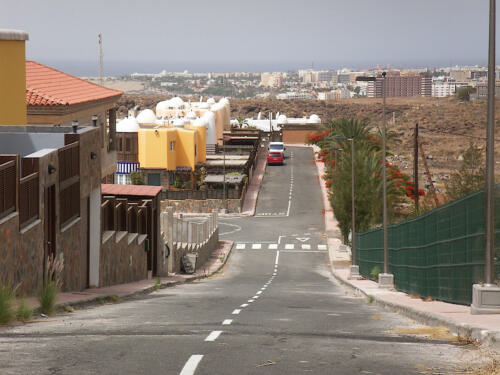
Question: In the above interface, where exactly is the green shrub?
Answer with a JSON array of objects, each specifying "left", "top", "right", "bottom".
[
  {"left": 0, "top": 285, "right": 14, "bottom": 325},
  {"left": 153, "top": 278, "right": 161, "bottom": 291},
  {"left": 16, "top": 299, "right": 33, "bottom": 322},
  {"left": 370, "top": 266, "right": 381, "bottom": 281},
  {"left": 39, "top": 281, "right": 58, "bottom": 315}
]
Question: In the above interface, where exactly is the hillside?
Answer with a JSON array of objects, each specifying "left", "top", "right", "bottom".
[{"left": 117, "top": 95, "right": 498, "bottom": 189}]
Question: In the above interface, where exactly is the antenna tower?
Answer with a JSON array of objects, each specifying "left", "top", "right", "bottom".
[{"left": 98, "top": 33, "right": 103, "bottom": 85}]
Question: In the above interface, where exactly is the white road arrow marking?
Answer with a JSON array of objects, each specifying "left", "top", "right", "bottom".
[{"left": 296, "top": 237, "right": 310, "bottom": 242}]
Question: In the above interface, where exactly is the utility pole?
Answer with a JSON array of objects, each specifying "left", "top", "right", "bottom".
[
  {"left": 414, "top": 123, "right": 419, "bottom": 211},
  {"left": 471, "top": 0, "right": 500, "bottom": 314},
  {"left": 98, "top": 33, "right": 103, "bottom": 85}
]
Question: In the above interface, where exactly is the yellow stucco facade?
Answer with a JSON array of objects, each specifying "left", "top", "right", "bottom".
[
  {"left": 137, "top": 125, "right": 206, "bottom": 171},
  {"left": 0, "top": 36, "right": 28, "bottom": 125}
]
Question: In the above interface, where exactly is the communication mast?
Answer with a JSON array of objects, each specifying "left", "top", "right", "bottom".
[{"left": 98, "top": 33, "right": 103, "bottom": 85}]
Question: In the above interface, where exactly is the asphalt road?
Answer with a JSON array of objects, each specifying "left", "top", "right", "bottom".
[{"left": 0, "top": 147, "right": 477, "bottom": 374}]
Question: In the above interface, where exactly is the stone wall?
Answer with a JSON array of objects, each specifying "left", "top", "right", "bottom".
[
  {"left": 0, "top": 212, "right": 44, "bottom": 296},
  {"left": 99, "top": 231, "right": 148, "bottom": 287},
  {"left": 161, "top": 198, "right": 242, "bottom": 214}
]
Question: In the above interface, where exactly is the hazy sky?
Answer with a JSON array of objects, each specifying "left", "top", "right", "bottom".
[{"left": 0, "top": 0, "right": 497, "bottom": 74}]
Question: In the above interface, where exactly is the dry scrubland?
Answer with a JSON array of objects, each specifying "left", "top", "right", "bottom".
[{"left": 118, "top": 95, "right": 500, "bottom": 187}]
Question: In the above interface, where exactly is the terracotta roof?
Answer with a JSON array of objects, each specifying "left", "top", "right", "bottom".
[
  {"left": 26, "top": 61, "right": 123, "bottom": 106},
  {"left": 101, "top": 184, "right": 162, "bottom": 197}
]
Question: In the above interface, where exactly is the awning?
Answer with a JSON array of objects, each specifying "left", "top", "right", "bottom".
[{"left": 116, "top": 162, "right": 139, "bottom": 175}]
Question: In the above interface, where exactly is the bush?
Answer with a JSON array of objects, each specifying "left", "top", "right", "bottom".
[
  {"left": 0, "top": 285, "right": 14, "bottom": 325},
  {"left": 370, "top": 266, "right": 381, "bottom": 281},
  {"left": 16, "top": 299, "right": 33, "bottom": 322},
  {"left": 39, "top": 281, "right": 58, "bottom": 315}
]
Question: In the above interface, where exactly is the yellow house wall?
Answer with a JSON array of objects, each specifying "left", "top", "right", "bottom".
[
  {"left": 175, "top": 128, "right": 197, "bottom": 170},
  {"left": 0, "top": 40, "right": 27, "bottom": 124},
  {"left": 185, "top": 124, "right": 206, "bottom": 164},
  {"left": 138, "top": 128, "right": 178, "bottom": 170}
]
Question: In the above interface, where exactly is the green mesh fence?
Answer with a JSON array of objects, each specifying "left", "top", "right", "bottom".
[{"left": 355, "top": 187, "right": 500, "bottom": 305}]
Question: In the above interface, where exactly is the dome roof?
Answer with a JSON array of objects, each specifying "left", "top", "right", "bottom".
[
  {"left": 116, "top": 117, "right": 140, "bottom": 133},
  {"left": 207, "top": 97, "right": 216, "bottom": 105},
  {"left": 277, "top": 114, "right": 288, "bottom": 124},
  {"left": 156, "top": 100, "right": 170, "bottom": 112},
  {"left": 193, "top": 118, "right": 208, "bottom": 127},
  {"left": 186, "top": 111, "right": 197, "bottom": 120},
  {"left": 136, "top": 109, "right": 157, "bottom": 124},
  {"left": 308, "top": 114, "right": 321, "bottom": 123},
  {"left": 168, "top": 96, "right": 184, "bottom": 108},
  {"left": 173, "top": 118, "right": 186, "bottom": 127}
]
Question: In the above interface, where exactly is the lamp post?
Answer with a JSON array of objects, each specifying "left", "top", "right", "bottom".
[
  {"left": 356, "top": 74, "right": 394, "bottom": 288},
  {"left": 471, "top": 0, "right": 500, "bottom": 314},
  {"left": 334, "top": 137, "right": 359, "bottom": 279},
  {"left": 218, "top": 137, "right": 227, "bottom": 213},
  {"left": 328, "top": 146, "right": 342, "bottom": 176}
]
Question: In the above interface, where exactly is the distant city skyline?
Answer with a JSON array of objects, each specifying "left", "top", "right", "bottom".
[{"left": 0, "top": 0, "right": 496, "bottom": 76}]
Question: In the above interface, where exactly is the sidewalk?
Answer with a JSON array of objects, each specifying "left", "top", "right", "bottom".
[
  {"left": 308, "top": 142, "right": 500, "bottom": 349},
  {"left": 241, "top": 144, "right": 268, "bottom": 215},
  {"left": 28, "top": 240, "right": 233, "bottom": 313}
]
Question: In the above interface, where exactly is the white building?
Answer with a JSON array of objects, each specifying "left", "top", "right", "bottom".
[
  {"left": 276, "top": 91, "right": 314, "bottom": 100},
  {"left": 260, "top": 72, "right": 283, "bottom": 87},
  {"left": 432, "top": 82, "right": 457, "bottom": 97}
]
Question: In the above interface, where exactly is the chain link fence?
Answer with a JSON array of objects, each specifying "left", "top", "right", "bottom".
[{"left": 355, "top": 188, "right": 500, "bottom": 305}]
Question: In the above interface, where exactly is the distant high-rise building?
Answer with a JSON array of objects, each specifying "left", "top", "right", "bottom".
[
  {"left": 367, "top": 75, "right": 431, "bottom": 98},
  {"left": 260, "top": 72, "right": 283, "bottom": 87}
]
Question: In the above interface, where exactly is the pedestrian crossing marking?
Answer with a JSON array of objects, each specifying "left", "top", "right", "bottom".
[{"left": 235, "top": 243, "right": 327, "bottom": 251}]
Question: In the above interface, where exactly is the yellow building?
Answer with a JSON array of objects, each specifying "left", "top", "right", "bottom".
[{"left": 0, "top": 29, "right": 28, "bottom": 124}]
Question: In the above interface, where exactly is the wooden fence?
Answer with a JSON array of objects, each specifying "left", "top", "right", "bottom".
[
  {"left": 101, "top": 197, "right": 149, "bottom": 237},
  {"left": 0, "top": 157, "right": 17, "bottom": 220}
]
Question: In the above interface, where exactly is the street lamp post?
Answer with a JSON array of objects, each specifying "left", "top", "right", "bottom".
[
  {"left": 378, "top": 72, "right": 394, "bottom": 289},
  {"left": 471, "top": 0, "right": 500, "bottom": 314},
  {"left": 218, "top": 137, "right": 227, "bottom": 213},
  {"left": 334, "top": 137, "right": 359, "bottom": 279}
]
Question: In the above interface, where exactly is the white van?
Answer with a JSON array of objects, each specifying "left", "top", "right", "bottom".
[{"left": 268, "top": 142, "right": 285, "bottom": 156}]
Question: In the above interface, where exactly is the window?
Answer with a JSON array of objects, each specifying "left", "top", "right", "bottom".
[
  {"left": 125, "top": 138, "right": 131, "bottom": 152},
  {"left": 148, "top": 173, "right": 161, "bottom": 186},
  {"left": 170, "top": 141, "right": 174, "bottom": 151},
  {"left": 118, "top": 137, "right": 123, "bottom": 152},
  {"left": 195, "top": 144, "right": 197, "bottom": 156},
  {"left": 168, "top": 171, "right": 175, "bottom": 186},
  {"left": 116, "top": 174, "right": 131, "bottom": 185}
]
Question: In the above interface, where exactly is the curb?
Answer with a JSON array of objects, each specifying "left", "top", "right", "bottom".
[
  {"left": 327, "top": 265, "right": 500, "bottom": 349},
  {"left": 43, "top": 241, "right": 234, "bottom": 315}
]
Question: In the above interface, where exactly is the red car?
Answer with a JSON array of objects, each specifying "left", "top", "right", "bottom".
[{"left": 267, "top": 151, "right": 284, "bottom": 165}]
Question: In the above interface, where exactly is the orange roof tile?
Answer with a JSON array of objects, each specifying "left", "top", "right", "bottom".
[
  {"left": 101, "top": 184, "right": 162, "bottom": 197},
  {"left": 26, "top": 61, "right": 123, "bottom": 107}
]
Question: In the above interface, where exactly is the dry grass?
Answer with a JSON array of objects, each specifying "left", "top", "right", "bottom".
[{"left": 388, "top": 326, "right": 458, "bottom": 342}]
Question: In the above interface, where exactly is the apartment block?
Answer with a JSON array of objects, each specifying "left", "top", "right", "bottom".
[{"left": 367, "top": 75, "right": 431, "bottom": 98}]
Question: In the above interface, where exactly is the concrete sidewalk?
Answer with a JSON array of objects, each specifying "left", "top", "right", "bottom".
[
  {"left": 241, "top": 144, "right": 268, "bottom": 216},
  {"left": 28, "top": 240, "right": 233, "bottom": 313},
  {"left": 307, "top": 141, "right": 500, "bottom": 348}
]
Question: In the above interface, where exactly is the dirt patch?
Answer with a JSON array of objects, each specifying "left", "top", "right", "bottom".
[{"left": 388, "top": 326, "right": 457, "bottom": 342}]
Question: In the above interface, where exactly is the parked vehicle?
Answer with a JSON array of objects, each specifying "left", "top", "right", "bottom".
[
  {"left": 267, "top": 151, "right": 284, "bottom": 165},
  {"left": 268, "top": 142, "right": 285, "bottom": 156}
]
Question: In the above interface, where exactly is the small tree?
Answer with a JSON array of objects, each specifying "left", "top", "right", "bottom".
[
  {"left": 130, "top": 171, "right": 145, "bottom": 185},
  {"left": 445, "top": 143, "right": 485, "bottom": 200},
  {"left": 457, "top": 87, "right": 476, "bottom": 102}
]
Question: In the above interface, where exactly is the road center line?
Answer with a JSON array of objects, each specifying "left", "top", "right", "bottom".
[
  {"left": 256, "top": 291, "right": 262, "bottom": 295},
  {"left": 222, "top": 319, "right": 233, "bottom": 325},
  {"left": 180, "top": 354, "right": 204, "bottom": 375},
  {"left": 205, "top": 330, "right": 222, "bottom": 342},
  {"left": 240, "top": 303, "right": 249, "bottom": 307},
  {"left": 275, "top": 250, "right": 280, "bottom": 265},
  {"left": 232, "top": 309, "right": 241, "bottom": 315}
]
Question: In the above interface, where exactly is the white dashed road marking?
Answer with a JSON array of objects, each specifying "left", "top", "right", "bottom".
[
  {"left": 252, "top": 243, "right": 262, "bottom": 249},
  {"left": 302, "top": 244, "right": 311, "bottom": 250},
  {"left": 180, "top": 355, "right": 204, "bottom": 375},
  {"left": 268, "top": 244, "right": 278, "bottom": 249},
  {"left": 318, "top": 244, "right": 327, "bottom": 250},
  {"left": 205, "top": 330, "right": 222, "bottom": 342},
  {"left": 275, "top": 250, "right": 280, "bottom": 265},
  {"left": 232, "top": 309, "right": 241, "bottom": 315},
  {"left": 222, "top": 319, "right": 233, "bottom": 325},
  {"left": 256, "top": 291, "right": 262, "bottom": 295},
  {"left": 285, "top": 244, "right": 294, "bottom": 250},
  {"left": 240, "top": 303, "right": 249, "bottom": 307},
  {"left": 236, "top": 243, "right": 245, "bottom": 250}
]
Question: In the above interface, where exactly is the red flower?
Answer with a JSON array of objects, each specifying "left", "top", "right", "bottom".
[{"left": 396, "top": 182, "right": 401, "bottom": 187}]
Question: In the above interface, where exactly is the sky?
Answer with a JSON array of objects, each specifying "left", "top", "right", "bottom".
[{"left": 0, "top": 0, "right": 496, "bottom": 75}]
